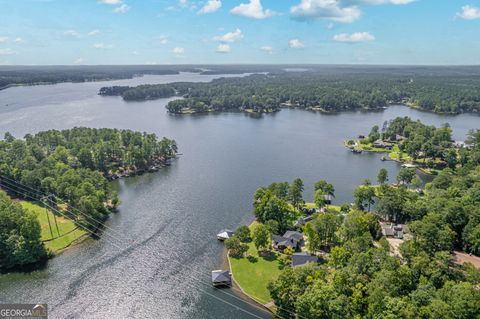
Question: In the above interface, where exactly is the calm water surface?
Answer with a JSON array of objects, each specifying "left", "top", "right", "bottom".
[{"left": 0, "top": 73, "right": 479, "bottom": 319}]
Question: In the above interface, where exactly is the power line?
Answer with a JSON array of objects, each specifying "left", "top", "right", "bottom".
[
  {"left": 0, "top": 180, "right": 276, "bottom": 319},
  {"left": 0, "top": 176, "right": 305, "bottom": 319}
]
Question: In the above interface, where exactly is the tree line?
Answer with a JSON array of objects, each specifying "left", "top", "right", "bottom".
[{"left": 98, "top": 72, "right": 480, "bottom": 114}]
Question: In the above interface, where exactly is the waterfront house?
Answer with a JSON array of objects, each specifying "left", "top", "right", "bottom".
[
  {"left": 217, "top": 229, "right": 234, "bottom": 241},
  {"left": 272, "top": 235, "right": 297, "bottom": 251},
  {"left": 273, "top": 231, "right": 305, "bottom": 251},
  {"left": 372, "top": 140, "right": 393, "bottom": 149},
  {"left": 211, "top": 270, "right": 232, "bottom": 287},
  {"left": 292, "top": 252, "right": 319, "bottom": 267}
]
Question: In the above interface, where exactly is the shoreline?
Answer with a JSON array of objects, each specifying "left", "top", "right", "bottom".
[
  {"left": 222, "top": 219, "right": 277, "bottom": 316},
  {"left": 344, "top": 141, "right": 438, "bottom": 176}
]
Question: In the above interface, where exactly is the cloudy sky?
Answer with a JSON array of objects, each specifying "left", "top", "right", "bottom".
[{"left": 0, "top": 0, "right": 479, "bottom": 65}]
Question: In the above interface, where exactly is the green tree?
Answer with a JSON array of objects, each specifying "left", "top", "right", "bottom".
[
  {"left": 353, "top": 186, "right": 376, "bottom": 211},
  {"left": 288, "top": 178, "right": 304, "bottom": 209},
  {"left": 225, "top": 236, "right": 248, "bottom": 258},
  {"left": 397, "top": 168, "right": 416, "bottom": 186},
  {"left": 0, "top": 192, "right": 47, "bottom": 270},
  {"left": 377, "top": 168, "right": 389, "bottom": 185},
  {"left": 235, "top": 225, "right": 251, "bottom": 243},
  {"left": 314, "top": 189, "right": 326, "bottom": 210},
  {"left": 314, "top": 180, "right": 335, "bottom": 197},
  {"left": 252, "top": 224, "right": 271, "bottom": 253}
]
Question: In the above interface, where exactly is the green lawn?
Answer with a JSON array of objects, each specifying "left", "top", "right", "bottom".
[
  {"left": 21, "top": 201, "right": 87, "bottom": 253},
  {"left": 304, "top": 202, "right": 341, "bottom": 212},
  {"left": 228, "top": 222, "right": 282, "bottom": 304}
]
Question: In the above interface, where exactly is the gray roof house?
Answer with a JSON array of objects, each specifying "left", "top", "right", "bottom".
[
  {"left": 272, "top": 235, "right": 297, "bottom": 250},
  {"left": 211, "top": 270, "right": 231, "bottom": 287},
  {"left": 292, "top": 252, "right": 319, "bottom": 267},
  {"left": 283, "top": 231, "right": 304, "bottom": 243},
  {"left": 273, "top": 231, "right": 304, "bottom": 251}
]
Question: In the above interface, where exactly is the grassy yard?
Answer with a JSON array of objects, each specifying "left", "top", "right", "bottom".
[
  {"left": 21, "top": 201, "right": 87, "bottom": 253},
  {"left": 304, "top": 202, "right": 341, "bottom": 212},
  {"left": 228, "top": 222, "right": 282, "bottom": 304}
]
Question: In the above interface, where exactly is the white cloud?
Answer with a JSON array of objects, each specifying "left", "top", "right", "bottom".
[
  {"left": 64, "top": 30, "right": 80, "bottom": 37},
  {"left": 114, "top": 3, "right": 130, "bottom": 13},
  {"left": 94, "top": 43, "right": 113, "bottom": 49},
  {"left": 456, "top": 5, "right": 480, "bottom": 20},
  {"left": 88, "top": 30, "right": 100, "bottom": 36},
  {"left": 14, "top": 37, "right": 25, "bottom": 43},
  {"left": 172, "top": 47, "right": 185, "bottom": 54},
  {"left": 0, "top": 36, "right": 8, "bottom": 43},
  {"left": 333, "top": 31, "right": 375, "bottom": 42},
  {"left": 216, "top": 44, "right": 231, "bottom": 53},
  {"left": 97, "top": 0, "right": 122, "bottom": 4},
  {"left": 198, "top": 0, "right": 221, "bottom": 14},
  {"left": 291, "top": 0, "right": 361, "bottom": 23},
  {"left": 214, "top": 28, "right": 243, "bottom": 43},
  {"left": 260, "top": 45, "right": 273, "bottom": 54},
  {"left": 132, "top": 50, "right": 140, "bottom": 55},
  {"left": 74, "top": 58, "right": 85, "bottom": 64},
  {"left": 179, "top": 0, "right": 188, "bottom": 8},
  {"left": 290, "top": 0, "right": 415, "bottom": 23},
  {"left": 0, "top": 48, "right": 16, "bottom": 55},
  {"left": 230, "top": 0, "right": 274, "bottom": 19},
  {"left": 159, "top": 35, "right": 168, "bottom": 44},
  {"left": 289, "top": 39, "right": 304, "bottom": 49}
]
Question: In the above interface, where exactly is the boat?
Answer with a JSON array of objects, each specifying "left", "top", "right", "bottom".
[{"left": 401, "top": 163, "right": 417, "bottom": 169}]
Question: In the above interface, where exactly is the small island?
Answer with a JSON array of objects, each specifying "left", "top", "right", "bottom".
[{"left": 220, "top": 123, "right": 480, "bottom": 318}]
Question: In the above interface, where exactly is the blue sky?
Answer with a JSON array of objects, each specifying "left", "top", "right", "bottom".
[{"left": 0, "top": 0, "right": 479, "bottom": 65}]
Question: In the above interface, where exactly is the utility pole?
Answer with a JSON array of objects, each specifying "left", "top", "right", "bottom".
[
  {"left": 41, "top": 196, "right": 53, "bottom": 239},
  {"left": 48, "top": 195, "right": 61, "bottom": 237}
]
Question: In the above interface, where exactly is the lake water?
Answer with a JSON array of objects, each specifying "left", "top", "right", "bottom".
[{"left": 0, "top": 73, "right": 479, "bottom": 319}]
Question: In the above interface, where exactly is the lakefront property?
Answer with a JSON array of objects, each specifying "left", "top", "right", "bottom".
[{"left": 219, "top": 123, "right": 480, "bottom": 317}]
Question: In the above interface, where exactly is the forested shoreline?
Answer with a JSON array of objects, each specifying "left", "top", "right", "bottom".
[
  {"left": 99, "top": 72, "right": 480, "bottom": 115},
  {"left": 223, "top": 118, "right": 480, "bottom": 318},
  {"left": 0, "top": 128, "right": 177, "bottom": 271}
]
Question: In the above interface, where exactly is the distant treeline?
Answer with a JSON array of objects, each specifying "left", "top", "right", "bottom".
[{"left": 99, "top": 71, "right": 480, "bottom": 114}]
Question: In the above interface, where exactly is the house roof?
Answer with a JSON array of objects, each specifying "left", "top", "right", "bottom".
[
  {"left": 212, "top": 270, "right": 231, "bottom": 283},
  {"left": 292, "top": 252, "right": 319, "bottom": 267},
  {"left": 217, "top": 229, "right": 234, "bottom": 239},
  {"left": 295, "top": 215, "right": 313, "bottom": 226},
  {"left": 272, "top": 235, "right": 296, "bottom": 248},
  {"left": 283, "top": 231, "right": 303, "bottom": 242}
]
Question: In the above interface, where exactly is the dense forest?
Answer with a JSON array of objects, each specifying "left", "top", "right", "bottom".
[
  {"left": 0, "top": 128, "right": 177, "bottom": 271},
  {"left": 0, "top": 191, "right": 47, "bottom": 271},
  {"left": 224, "top": 119, "right": 480, "bottom": 318},
  {"left": 99, "top": 72, "right": 480, "bottom": 114}
]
